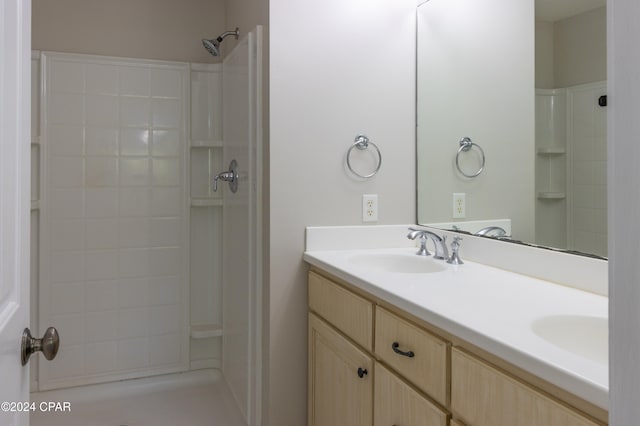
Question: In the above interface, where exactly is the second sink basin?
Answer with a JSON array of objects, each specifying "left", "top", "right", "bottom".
[
  {"left": 531, "top": 315, "right": 608, "bottom": 365},
  {"left": 348, "top": 253, "right": 447, "bottom": 274}
]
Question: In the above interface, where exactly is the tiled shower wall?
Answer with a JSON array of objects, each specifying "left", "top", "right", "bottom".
[{"left": 38, "top": 53, "right": 190, "bottom": 390}]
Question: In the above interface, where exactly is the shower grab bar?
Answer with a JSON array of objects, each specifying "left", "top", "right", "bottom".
[
  {"left": 455, "top": 137, "right": 485, "bottom": 178},
  {"left": 346, "top": 134, "right": 382, "bottom": 178}
]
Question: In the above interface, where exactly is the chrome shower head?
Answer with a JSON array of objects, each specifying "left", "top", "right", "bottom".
[
  {"left": 202, "top": 38, "right": 220, "bottom": 56},
  {"left": 202, "top": 27, "right": 240, "bottom": 57}
]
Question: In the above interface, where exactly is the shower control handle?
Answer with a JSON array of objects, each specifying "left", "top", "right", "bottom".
[
  {"left": 212, "top": 159, "right": 239, "bottom": 193},
  {"left": 21, "top": 327, "right": 60, "bottom": 366}
]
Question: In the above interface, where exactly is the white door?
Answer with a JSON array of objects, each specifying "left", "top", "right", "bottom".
[{"left": 0, "top": 0, "right": 32, "bottom": 425}]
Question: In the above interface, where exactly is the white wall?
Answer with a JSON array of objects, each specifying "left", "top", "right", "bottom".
[
  {"left": 609, "top": 0, "right": 640, "bottom": 422},
  {"left": 269, "top": 0, "right": 417, "bottom": 423}
]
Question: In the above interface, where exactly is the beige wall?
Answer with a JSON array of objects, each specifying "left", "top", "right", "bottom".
[
  {"left": 32, "top": 0, "right": 226, "bottom": 63},
  {"left": 536, "top": 7, "right": 606, "bottom": 89},
  {"left": 269, "top": 0, "right": 416, "bottom": 424},
  {"left": 536, "top": 20, "right": 555, "bottom": 88},
  {"left": 554, "top": 6, "right": 606, "bottom": 87}
]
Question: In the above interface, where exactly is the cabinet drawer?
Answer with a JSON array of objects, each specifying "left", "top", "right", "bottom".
[
  {"left": 374, "top": 363, "right": 448, "bottom": 426},
  {"left": 451, "top": 348, "right": 601, "bottom": 426},
  {"left": 375, "top": 306, "right": 448, "bottom": 406},
  {"left": 309, "top": 271, "right": 373, "bottom": 351}
]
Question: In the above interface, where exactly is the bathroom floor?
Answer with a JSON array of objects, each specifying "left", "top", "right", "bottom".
[{"left": 30, "top": 370, "right": 246, "bottom": 426}]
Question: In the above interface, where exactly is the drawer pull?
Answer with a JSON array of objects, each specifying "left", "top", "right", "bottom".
[
  {"left": 357, "top": 367, "right": 368, "bottom": 378},
  {"left": 392, "top": 342, "right": 415, "bottom": 358}
]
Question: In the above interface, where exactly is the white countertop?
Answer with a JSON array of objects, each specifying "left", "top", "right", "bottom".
[{"left": 303, "top": 247, "right": 608, "bottom": 409}]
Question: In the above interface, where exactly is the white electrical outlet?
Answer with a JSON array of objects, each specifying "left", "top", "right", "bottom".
[
  {"left": 453, "top": 193, "right": 466, "bottom": 218},
  {"left": 362, "top": 194, "right": 378, "bottom": 222}
]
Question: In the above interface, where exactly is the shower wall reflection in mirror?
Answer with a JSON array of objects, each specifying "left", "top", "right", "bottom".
[{"left": 417, "top": 0, "right": 607, "bottom": 257}]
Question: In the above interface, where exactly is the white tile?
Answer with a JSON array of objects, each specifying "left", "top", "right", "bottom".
[
  {"left": 149, "top": 276, "right": 180, "bottom": 306},
  {"left": 85, "top": 219, "right": 118, "bottom": 249},
  {"left": 86, "top": 127, "right": 119, "bottom": 156},
  {"left": 149, "top": 334, "right": 181, "bottom": 366},
  {"left": 48, "top": 125, "right": 84, "bottom": 156},
  {"left": 151, "top": 69, "right": 182, "bottom": 99},
  {"left": 150, "top": 248, "right": 182, "bottom": 276},
  {"left": 119, "top": 188, "right": 150, "bottom": 217},
  {"left": 152, "top": 158, "right": 181, "bottom": 186},
  {"left": 86, "top": 95, "right": 119, "bottom": 126},
  {"left": 150, "top": 218, "right": 181, "bottom": 247},
  {"left": 86, "top": 157, "right": 118, "bottom": 187},
  {"left": 50, "top": 314, "right": 85, "bottom": 346},
  {"left": 86, "top": 189, "right": 118, "bottom": 218},
  {"left": 119, "top": 67, "right": 149, "bottom": 97},
  {"left": 85, "top": 250, "right": 119, "bottom": 281},
  {"left": 51, "top": 60, "right": 84, "bottom": 93},
  {"left": 152, "top": 129, "right": 181, "bottom": 157},
  {"left": 50, "top": 282, "right": 85, "bottom": 314},
  {"left": 120, "top": 128, "right": 149, "bottom": 156},
  {"left": 152, "top": 99, "right": 180, "bottom": 128},
  {"left": 86, "top": 63, "right": 118, "bottom": 95},
  {"left": 85, "top": 280, "right": 118, "bottom": 311},
  {"left": 51, "top": 251, "right": 85, "bottom": 283},
  {"left": 50, "top": 157, "right": 83, "bottom": 188},
  {"left": 120, "top": 97, "right": 150, "bottom": 127},
  {"left": 51, "top": 220, "right": 85, "bottom": 250},
  {"left": 119, "top": 278, "right": 149, "bottom": 308},
  {"left": 45, "top": 344, "right": 85, "bottom": 380},
  {"left": 150, "top": 305, "right": 180, "bottom": 335},
  {"left": 120, "top": 158, "right": 150, "bottom": 186},
  {"left": 118, "top": 308, "right": 149, "bottom": 339},
  {"left": 151, "top": 188, "right": 182, "bottom": 217},
  {"left": 85, "top": 311, "right": 118, "bottom": 342},
  {"left": 117, "top": 338, "right": 149, "bottom": 370},
  {"left": 51, "top": 189, "right": 84, "bottom": 219},
  {"left": 119, "top": 218, "right": 150, "bottom": 248},
  {"left": 119, "top": 248, "right": 150, "bottom": 278},
  {"left": 48, "top": 93, "right": 84, "bottom": 125},
  {"left": 85, "top": 341, "right": 117, "bottom": 374}
]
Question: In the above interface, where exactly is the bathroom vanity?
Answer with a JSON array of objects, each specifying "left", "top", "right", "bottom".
[{"left": 304, "top": 226, "right": 608, "bottom": 426}]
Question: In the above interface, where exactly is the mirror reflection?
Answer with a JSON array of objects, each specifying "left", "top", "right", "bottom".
[{"left": 416, "top": 0, "right": 607, "bottom": 257}]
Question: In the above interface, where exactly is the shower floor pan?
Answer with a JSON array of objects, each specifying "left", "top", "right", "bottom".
[{"left": 30, "top": 369, "right": 245, "bottom": 426}]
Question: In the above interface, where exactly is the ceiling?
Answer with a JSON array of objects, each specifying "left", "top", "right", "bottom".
[{"left": 536, "top": 0, "right": 606, "bottom": 22}]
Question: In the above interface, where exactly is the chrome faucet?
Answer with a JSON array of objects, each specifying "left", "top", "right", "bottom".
[
  {"left": 407, "top": 228, "right": 449, "bottom": 260},
  {"left": 475, "top": 226, "right": 508, "bottom": 237}
]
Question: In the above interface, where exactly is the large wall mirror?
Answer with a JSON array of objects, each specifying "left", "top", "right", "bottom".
[{"left": 417, "top": 0, "right": 607, "bottom": 258}]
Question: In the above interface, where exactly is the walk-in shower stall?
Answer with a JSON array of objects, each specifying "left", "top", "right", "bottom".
[{"left": 27, "top": 27, "right": 263, "bottom": 426}]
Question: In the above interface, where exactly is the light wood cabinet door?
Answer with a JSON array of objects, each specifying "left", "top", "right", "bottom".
[
  {"left": 309, "top": 313, "right": 373, "bottom": 426},
  {"left": 451, "top": 348, "right": 601, "bottom": 426},
  {"left": 375, "top": 306, "right": 448, "bottom": 406},
  {"left": 450, "top": 420, "right": 466, "bottom": 426},
  {"left": 374, "top": 363, "right": 449, "bottom": 426},
  {"left": 309, "top": 271, "right": 374, "bottom": 351}
]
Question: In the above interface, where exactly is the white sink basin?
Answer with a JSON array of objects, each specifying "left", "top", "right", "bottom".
[
  {"left": 348, "top": 253, "right": 447, "bottom": 274},
  {"left": 531, "top": 315, "right": 608, "bottom": 365}
]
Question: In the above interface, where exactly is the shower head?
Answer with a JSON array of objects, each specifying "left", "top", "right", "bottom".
[
  {"left": 202, "top": 38, "right": 220, "bottom": 56},
  {"left": 202, "top": 27, "right": 240, "bottom": 57}
]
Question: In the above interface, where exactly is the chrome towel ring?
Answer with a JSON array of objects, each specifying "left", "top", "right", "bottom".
[
  {"left": 455, "top": 137, "right": 485, "bottom": 178},
  {"left": 347, "top": 134, "right": 382, "bottom": 178}
]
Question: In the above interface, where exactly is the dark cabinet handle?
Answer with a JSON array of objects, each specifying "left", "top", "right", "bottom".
[
  {"left": 357, "top": 367, "right": 368, "bottom": 378},
  {"left": 392, "top": 342, "right": 415, "bottom": 358}
]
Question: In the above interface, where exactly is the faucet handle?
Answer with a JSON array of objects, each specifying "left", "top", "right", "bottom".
[{"left": 447, "top": 236, "right": 464, "bottom": 265}]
